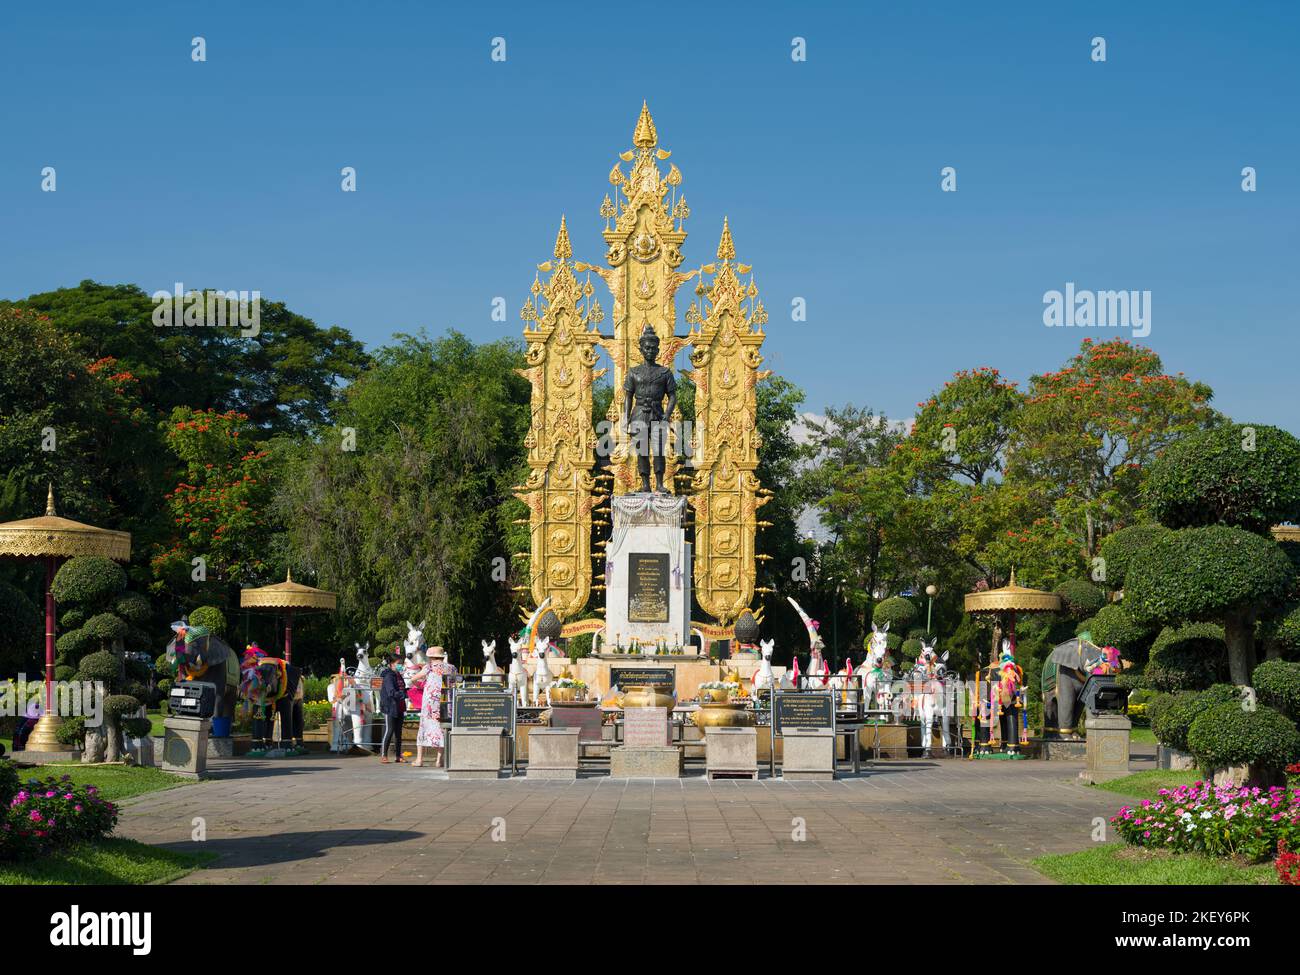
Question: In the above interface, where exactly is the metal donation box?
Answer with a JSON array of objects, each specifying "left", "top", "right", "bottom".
[{"left": 169, "top": 680, "right": 218, "bottom": 719}]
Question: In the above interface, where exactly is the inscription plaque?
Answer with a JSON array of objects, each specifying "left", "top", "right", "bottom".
[
  {"left": 610, "top": 666, "right": 676, "bottom": 692},
  {"left": 774, "top": 692, "right": 834, "bottom": 734},
  {"left": 453, "top": 691, "right": 513, "bottom": 729},
  {"left": 628, "top": 552, "right": 670, "bottom": 623}
]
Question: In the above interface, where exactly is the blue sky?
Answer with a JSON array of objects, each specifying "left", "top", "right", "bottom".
[{"left": 1, "top": 1, "right": 1296, "bottom": 429}]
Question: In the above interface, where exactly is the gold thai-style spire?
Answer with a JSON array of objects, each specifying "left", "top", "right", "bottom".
[
  {"left": 633, "top": 100, "right": 657, "bottom": 148},
  {"left": 554, "top": 215, "right": 572, "bottom": 260},
  {"left": 45, "top": 483, "right": 56, "bottom": 516},
  {"left": 717, "top": 217, "right": 735, "bottom": 261}
]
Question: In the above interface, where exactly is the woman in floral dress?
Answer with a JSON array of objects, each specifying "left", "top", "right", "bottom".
[{"left": 414, "top": 647, "right": 454, "bottom": 767}]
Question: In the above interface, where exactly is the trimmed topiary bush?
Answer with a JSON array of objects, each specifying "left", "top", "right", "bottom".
[
  {"left": 77, "top": 650, "right": 124, "bottom": 685},
  {"left": 1143, "top": 623, "right": 1228, "bottom": 692},
  {"left": 872, "top": 596, "right": 918, "bottom": 634},
  {"left": 82, "top": 612, "right": 128, "bottom": 643},
  {"left": 188, "top": 605, "right": 226, "bottom": 635},
  {"left": 114, "top": 593, "right": 152, "bottom": 624},
  {"left": 51, "top": 556, "right": 126, "bottom": 606},
  {"left": 1143, "top": 423, "right": 1300, "bottom": 534},
  {"left": 1252, "top": 659, "right": 1300, "bottom": 723},
  {"left": 1187, "top": 702, "right": 1300, "bottom": 773},
  {"left": 1126, "top": 525, "right": 1296, "bottom": 683},
  {"left": 1150, "top": 683, "right": 1239, "bottom": 753},
  {"left": 1088, "top": 602, "right": 1157, "bottom": 662},
  {"left": 1054, "top": 579, "right": 1106, "bottom": 620},
  {"left": 1099, "top": 523, "right": 1171, "bottom": 591}
]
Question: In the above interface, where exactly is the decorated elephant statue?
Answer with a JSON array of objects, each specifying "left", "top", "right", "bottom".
[
  {"left": 238, "top": 643, "right": 307, "bottom": 757},
  {"left": 166, "top": 620, "right": 241, "bottom": 736},
  {"left": 1042, "top": 638, "right": 1120, "bottom": 739}
]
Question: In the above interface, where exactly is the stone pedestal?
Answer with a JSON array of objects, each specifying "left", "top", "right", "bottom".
[
  {"left": 448, "top": 727, "right": 506, "bottom": 779},
  {"left": 1078, "top": 713, "right": 1131, "bottom": 784},
  {"left": 1035, "top": 737, "right": 1087, "bottom": 761},
  {"left": 610, "top": 745, "right": 682, "bottom": 778},
  {"left": 782, "top": 729, "right": 836, "bottom": 780},
  {"left": 705, "top": 727, "right": 757, "bottom": 779},
  {"left": 526, "top": 728, "right": 580, "bottom": 779},
  {"left": 124, "top": 735, "right": 156, "bottom": 767},
  {"left": 604, "top": 495, "right": 691, "bottom": 650},
  {"left": 161, "top": 716, "right": 211, "bottom": 779},
  {"left": 1157, "top": 744, "right": 1196, "bottom": 771}
]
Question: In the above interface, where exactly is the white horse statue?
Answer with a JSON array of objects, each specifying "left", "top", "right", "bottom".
[
  {"left": 859, "top": 622, "right": 895, "bottom": 713},
  {"left": 402, "top": 620, "right": 428, "bottom": 710},
  {"left": 327, "top": 643, "right": 376, "bottom": 752},
  {"left": 507, "top": 636, "right": 529, "bottom": 706},
  {"left": 481, "top": 639, "right": 503, "bottom": 684},
  {"left": 909, "top": 638, "right": 951, "bottom": 758},
  {"left": 532, "top": 636, "right": 554, "bottom": 705},
  {"left": 787, "top": 596, "right": 830, "bottom": 687},
  {"left": 752, "top": 638, "right": 777, "bottom": 692}
]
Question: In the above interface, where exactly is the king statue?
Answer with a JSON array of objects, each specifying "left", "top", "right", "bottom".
[{"left": 622, "top": 323, "right": 677, "bottom": 494}]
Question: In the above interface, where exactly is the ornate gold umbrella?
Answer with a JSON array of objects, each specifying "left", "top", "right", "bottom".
[
  {"left": 0, "top": 486, "right": 131, "bottom": 750},
  {"left": 963, "top": 570, "right": 1061, "bottom": 757},
  {"left": 1272, "top": 524, "right": 1300, "bottom": 544},
  {"left": 239, "top": 569, "right": 336, "bottom": 663}
]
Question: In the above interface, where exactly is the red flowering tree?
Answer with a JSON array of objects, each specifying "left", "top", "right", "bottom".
[
  {"left": 1010, "top": 338, "right": 1217, "bottom": 556},
  {"left": 152, "top": 407, "right": 273, "bottom": 589}
]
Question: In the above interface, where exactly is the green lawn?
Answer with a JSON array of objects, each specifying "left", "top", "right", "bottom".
[
  {"left": 1129, "top": 726, "right": 1156, "bottom": 745},
  {"left": 1089, "top": 769, "right": 1202, "bottom": 803},
  {"left": 1034, "top": 845, "right": 1277, "bottom": 885},
  {"left": 0, "top": 838, "right": 214, "bottom": 885},
  {"left": 10, "top": 763, "right": 193, "bottom": 802}
]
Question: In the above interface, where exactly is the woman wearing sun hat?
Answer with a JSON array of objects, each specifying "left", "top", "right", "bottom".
[{"left": 413, "top": 646, "right": 456, "bottom": 767}]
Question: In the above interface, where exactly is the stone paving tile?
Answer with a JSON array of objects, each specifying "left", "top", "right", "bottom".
[{"left": 115, "top": 749, "right": 1150, "bottom": 885}]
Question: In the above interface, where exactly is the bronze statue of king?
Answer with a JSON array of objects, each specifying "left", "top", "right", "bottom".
[{"left": 622, "top": 323, "right": 677, "bottom": 494}]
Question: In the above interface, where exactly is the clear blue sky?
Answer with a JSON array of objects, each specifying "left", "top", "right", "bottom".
[{"left": 2, "top": 1, "right": 1296, "bottom": 429}]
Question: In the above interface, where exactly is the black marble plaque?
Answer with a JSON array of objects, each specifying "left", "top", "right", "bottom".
[
  {"left": 452, "top": 691, "right": 513, "bottom": 728},
  {"left": 627, "top": 552, "right": 670, "bottom": 623},
  {"left": 609, "top": 666, "right": 675, "bottom": 692},
  {"left": 774, "top": 692, "right": 834, "bottom": 733}
]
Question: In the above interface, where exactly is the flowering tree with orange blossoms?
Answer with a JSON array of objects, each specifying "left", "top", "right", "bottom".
[
  {"left": 152, "top": 407, "right": 273, "bottom": 590},
  {"left": 1009, "top": 338, "right": 1218, "bottom": 557}
]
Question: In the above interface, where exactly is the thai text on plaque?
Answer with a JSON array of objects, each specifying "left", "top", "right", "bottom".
[{"left": 627, "top": 552, "right": 670, "bottom": 623}]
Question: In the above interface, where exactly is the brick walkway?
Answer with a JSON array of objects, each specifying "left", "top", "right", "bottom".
[{"left": 116, "top": 747, "right": 1154, "bottom": 884}]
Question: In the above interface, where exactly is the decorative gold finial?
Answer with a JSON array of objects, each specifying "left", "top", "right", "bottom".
[
  {"left": 1009, "top": 568, "right": 1017, "bottom": 587},
  {"left": 45, "top": 483, "right": 56, "bottom": 516},
  {"left": 554, "top": 215, "right": 572, "bottom": 260},
  {"left": 717, "top": 217, "right": 735, "bottom": 261},
  {"left": 633, "top": 100, "right": 657, "bottom": 149},
  {"left": 286, "top": 567, "right": 294, "bottom": 584}
]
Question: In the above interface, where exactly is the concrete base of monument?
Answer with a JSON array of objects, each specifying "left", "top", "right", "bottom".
[
  {"left": 448, "top": 727, "right": 508, "bottom": 780},
  {"left": 705, "top": 727, "right": 757, "bottom": 780},
  {"left": 1078, "top": 714, "right": 1131, "bottom": 784},
  {"left": 526, "top": 728, "right": 580, "bottom": 779},
  {"left": 5, "top": 749, "right": 80, "bottom": 765},
  {"left": 161, "top": 716, "right": 211, "bottom": 779},
  {"left": 781, "top": 730, "right": 836, "bottom": 780},
  {"left": 610, "top": 745, "right": 682, "bottom": 778},
  {"left": 1034, "top": 737, "right": 1087, "bottom": 761}
]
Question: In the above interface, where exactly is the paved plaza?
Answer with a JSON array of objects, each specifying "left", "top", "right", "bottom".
[{"left": 117, "top": 746, "right": 1155, "bottom": 884}]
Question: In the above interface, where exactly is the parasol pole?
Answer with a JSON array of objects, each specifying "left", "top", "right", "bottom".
[
  {"left": 43, "top": 554, "right": 56, "bottom": 714},
  {"left": 284, "top": 608, "right": 294, "bottom": 664}
]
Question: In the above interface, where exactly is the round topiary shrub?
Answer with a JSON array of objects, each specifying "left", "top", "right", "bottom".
[
  {"left": 121, "top": 716, "right": 152, "bottom": 739},
  {"left": 54, "top": 628, "right": 93, "bottom": 663},
  {"left": 1054, "top": 579, "right": 1106, "bottom": 620},
  {"left": 1144, "top": 423, "right": 1300, "bottom": 533},
  {"left": 188, "top": 605, "right": 227, "bottom": 635},
  {"left": 154, "top": 653, "right": 175, "bottom": 678},
  {"left": 114, "top": 593, "right": 152, "bottom": 624},
  {"left": 872, "top": 596, "right": 918, "bottom": 634},
  {"left": 51, "top": 556, "right": 126, "bottom": 606},
  {"left": 1259, "top": 600, "right": 1300, "bottom": 660},
  {"left": 55, "top": 716, "right": 85, "bottom": 747},
  {"left": 53, "top": 664, "right": 75, "bottom": 682},
  {"left": 376, "top": 601, "right": 405, "bottom": 626},
  {"left": 1187, "top": 702, "right": 1300, "bottom": 773},
  {"left": 104, "top": 694, "right": 141, "bottom": 719},
  {"left": 900, "top": 638, "right": 922, "bottom": 661},
  {"left": 1099, "top": 524, "right": 1171, "bottom": 590},
  {"left": 59, "top": 606, "right": 87, "bottom": 630},
  {"left": 1087, "top": 603, "right": 1156, "bottom": 662},
  {"left": 76, "top": 650, "right": 124, "bottom": 685},
  {"left": 1143, "top": 623, "right": 1228, "bottom": 692},
  {"left": 1252, "top": 659, "right": 1300, "bottom": 723},
  {"left": 82, "top": 612, "right": 128, "bottom": 643},
  {"left": 1150, "top": 683, "right": 1239, "bottom": 753}
]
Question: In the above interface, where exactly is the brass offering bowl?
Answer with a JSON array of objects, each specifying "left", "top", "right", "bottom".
[
  {"left": 700, "top": 687, "right": 732, "bottom": 704},
  {"left": 548, "top": 686, "right": 586, "bottom": 704},
  {"left": 691, "top": 702, "right": 756, "bottom": 728},
  {"left": 620, "top": 685, "right": 675, "bottom": 711}
]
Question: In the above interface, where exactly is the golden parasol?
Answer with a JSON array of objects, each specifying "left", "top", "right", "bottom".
[
  {"left": 0, "top": 486, "right": 131, "bottom": 751},
  {"left": 239, "top": 569, "right": 336, "bottom": 663},
  {"left": 962, "top": 570, "right": 1061, "bottom": 758},
  {"left": 1272, "top": 524, "right": 1300, "bottom": 544}
]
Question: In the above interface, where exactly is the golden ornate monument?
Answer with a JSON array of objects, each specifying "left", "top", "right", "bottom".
[{"left": 516, "top": 102, "right": 769, "bottom": 629}]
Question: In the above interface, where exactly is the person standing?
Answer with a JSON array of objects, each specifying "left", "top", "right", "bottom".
[
  {"left": 413, "top": 647, "right": 453, "bottom": 767},
  {"left": 379, "top": 652, "right": 407, "bottom": 763}
]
